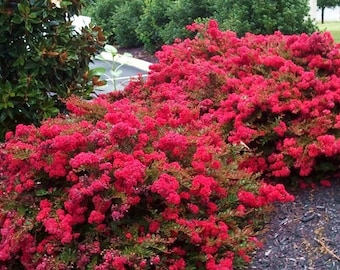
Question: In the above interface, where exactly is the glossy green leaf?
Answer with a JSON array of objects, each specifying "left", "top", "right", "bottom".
[
  {"left": 35, "top": 189, "right": 49, "bottom": 196},
  {"left": 28, "top": 12, "right": 38, "bottom": 19},
  {"left": 0, "top": 0, "right": 102, "bottom": 140},
  {"left": 18, "top": 3, "right": 30, "bottom": 15},
  {"left": 11, "top": 15, "right": 24, "bottom": 24},
  {"left": 89, "top": 67, "right": 106, "bottom": 76},
  {"left": 25, "top": 21, "right": 33, "bottom": 33}
]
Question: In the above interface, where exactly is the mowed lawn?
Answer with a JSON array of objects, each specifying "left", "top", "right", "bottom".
[{"left": 317, "top": 21, "right": 340, "bottom": 43}]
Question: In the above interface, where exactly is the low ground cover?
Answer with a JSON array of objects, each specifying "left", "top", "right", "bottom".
[{"left": 0, "top": 21, "right": 340, "bottom": 269}]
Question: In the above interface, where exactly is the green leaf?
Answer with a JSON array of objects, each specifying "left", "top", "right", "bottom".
[
  {"left": 96, "top": 52, "right": 113, "bottom": 61},
  {"left": 6, "top": 102, "right": 14, "bottom": 109},
  {"left": 25, "top": 21, "right": 33, "bottom": 33},
  {"left": 28, "top": 12, "right": 38, "bottom": 19},
  {"left": 42, "top": 107, "right": 60, "bottom": 119},
  {"left": 13, "top": 55, "right": 25, "bottom": 67},
  {"left": 60, "top": 1, "right": 73, "bottom": 7},
  {"left": 11, "top": 15, "right": 24, "bottom": 24},
  {"left": 35, "top": 189, "right": 49, "bottom": 196},
  {"left": 18, "top": 3, "right": 30, "bottom": 16},
  {"left": 0, "top": 111, "right": 7, "bottom": 122},
  {"left": 104, "top": 44, "right": 118, "bottom": 55},
  {"left": 89, "top": 67, "right": 106, "bottom": 76},
  {"left": 6, "top": 108, "right": 14, "bottom": 120}
]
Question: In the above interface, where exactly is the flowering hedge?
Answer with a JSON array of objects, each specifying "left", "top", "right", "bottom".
[
  {"left": 149, "top": 20, "right": 340, "bottom": 183},
  {"left": 0, "top": 98, "right": 292, "bottom": 269},
  {"left": 0, "top": 20, "right": 339, "bottom": 269}
]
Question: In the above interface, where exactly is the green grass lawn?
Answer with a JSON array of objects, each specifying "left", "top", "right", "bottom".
[{"left": 317, "top": 21, "right": 340, "bottom": 43}]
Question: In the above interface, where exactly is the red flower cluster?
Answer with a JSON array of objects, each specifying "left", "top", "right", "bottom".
[
  {"left": 150, "top": 19, "right": 340, "bottom": 182},
  {"left": 0, "top": 20, "right": 338, "bottom": 269},
  {"left": 150, "top": 173, "right": 181, "bottom": 205}
]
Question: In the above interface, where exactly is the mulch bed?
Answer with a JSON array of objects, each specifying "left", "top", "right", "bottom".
[
  {"left": 248, "top": 179, "right": 340, "bottom": 270},
  {"left": 118, "top": 47, "right": 340, "bottom": 270}
]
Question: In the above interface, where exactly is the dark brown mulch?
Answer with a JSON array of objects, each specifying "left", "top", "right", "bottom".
[
  {"left": 248, "top": 180, "right": 340, "bottom": 270},
  {"left": 124, "top": 47, "right": 340, "bottom": 270}
]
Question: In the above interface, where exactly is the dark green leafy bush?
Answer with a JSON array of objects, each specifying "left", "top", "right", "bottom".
[
  {"left": 83, "top": 0, "right": 123, "bottom": 44},
  {"left": 85, "top": 0, "right": 316, "bottom": 54},
  {"left": 159, "top": 0, "right": 214, "bottom": 44},
  {"left": 136, "top": 0, "right": 214, "bottom": 53},
  {"left": 213, "top": 0, "right": 317, "bottom": 36},
  {"left": 136, "top": 0, "right": 172, "bottom": 53},
  {"left": 0, "top": 0, "right": 105, "bottom": 140},
  {"left": 111, "top": 0, "right": 144, "bottom": 48}
]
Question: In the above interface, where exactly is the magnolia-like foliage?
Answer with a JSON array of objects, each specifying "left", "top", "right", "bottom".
[{"left": 0, "top": 0, "right": 105, "bottom": 140}]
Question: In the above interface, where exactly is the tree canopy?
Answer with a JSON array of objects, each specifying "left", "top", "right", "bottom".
[
  {"left": 213, "top": 0, "right": 317, "bottom": 36},
  {"left": 317, "top": 0, "right": 340, "bottom": 23}
]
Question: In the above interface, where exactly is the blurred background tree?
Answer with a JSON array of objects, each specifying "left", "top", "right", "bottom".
[
  {"left": 82, "top": 0, "right": 120, "bottom": 44},
  {"left": 83, "top": 0, "right": 317, "bottom": 53},
  {"left": 213, "top": 0, "right": 317, "bottom": 37},
  {"left": 317, "top": 0, "right": 340, "bottom": 23}
]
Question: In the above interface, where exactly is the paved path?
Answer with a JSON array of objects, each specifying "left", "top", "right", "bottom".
[
  {"left": 89, "top": 55, "right": 151, "bottom": 94},
  {"left": 71, "top": 15, "right": 152, "bottom": 93}
]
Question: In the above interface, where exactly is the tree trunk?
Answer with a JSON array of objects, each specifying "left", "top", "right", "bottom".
[{"left": 321, "top": 7, "right": 325, "bottom": 24}]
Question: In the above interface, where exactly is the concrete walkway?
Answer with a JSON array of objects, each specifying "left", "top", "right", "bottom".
[
  {"left": 89, "top": 54, "right": 152, "bottom": 94},
  {"left": 71, "top": 15, "right": 152, "bottom": 94}
]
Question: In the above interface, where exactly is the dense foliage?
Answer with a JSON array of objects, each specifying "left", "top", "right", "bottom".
[
  {"left": 0, "top": 0, "right": 105, "bottom": 140},
  {"left": 136, "top": 0, "right": 214, "bottom": 52},
  {"left": 111, "top": 0, "right": 144, "bottom": 48},
  {"left": 135, "top": 0, "right": 172, "bottom": 53},
  {"left": 83, "top": 0, "right": 317, "bottom": 53},
  {"left": 83, "top": 0, "right": 124, "bottom": 44},
  {"left": 1, "top": 20, "right": 340, "bottom": 269},
  {"left": 213, "top": 0, "right": 317, "bottom": 37}
]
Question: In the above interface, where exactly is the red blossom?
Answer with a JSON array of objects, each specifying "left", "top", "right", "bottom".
[
  {"left": 113, "top": 158, "right": 146, "bottom": 195},
  {"left": 190, "top": 175, "right": 219, "bottom": 202},
  {"left": 88, "top": 210, "right": 105, "bottom": 224},
  {"left": 148, "top": 221, "right": 160, "bottom": 233},
  {"left": 187, "top": 203, "right": 200, "bottom": 214},
  {"left": 237, "top": 191, "right": 260, "bottom": 207},
  {"left": 69, "top": 152, "right": 101, "bottom": 169},
  {"left": 150, "top": 174, "right": 180, "bottom": 204},
  {"left": 320, "top": 179, "right": 331, "bottom": 187},
  {"left": 156, "top": 131, "right": 189, "bottom": 158},
  {"left": 1, "top": 19, "right": 339, "bottom": 269},
  {"left": 236, "top": 204, "right": 247, "bottom": 217}
]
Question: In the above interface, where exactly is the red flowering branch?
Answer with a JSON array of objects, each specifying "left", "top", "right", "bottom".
[{"left": 1, "top": 20, "right": 339, "bottom": 269}]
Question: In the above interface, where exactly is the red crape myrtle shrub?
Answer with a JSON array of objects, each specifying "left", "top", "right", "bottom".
[
  {"left": 0, "top": 26, "right": 297, "bottom": 270},
  {"left": 2, "top": 19, "right": 339, "bottom": 269},
  {"left": 0, "top": 96, "right": 292, "bottom": 269},
  {"left": 148, "top": 20, "right": 340, "bottom": 184}
]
